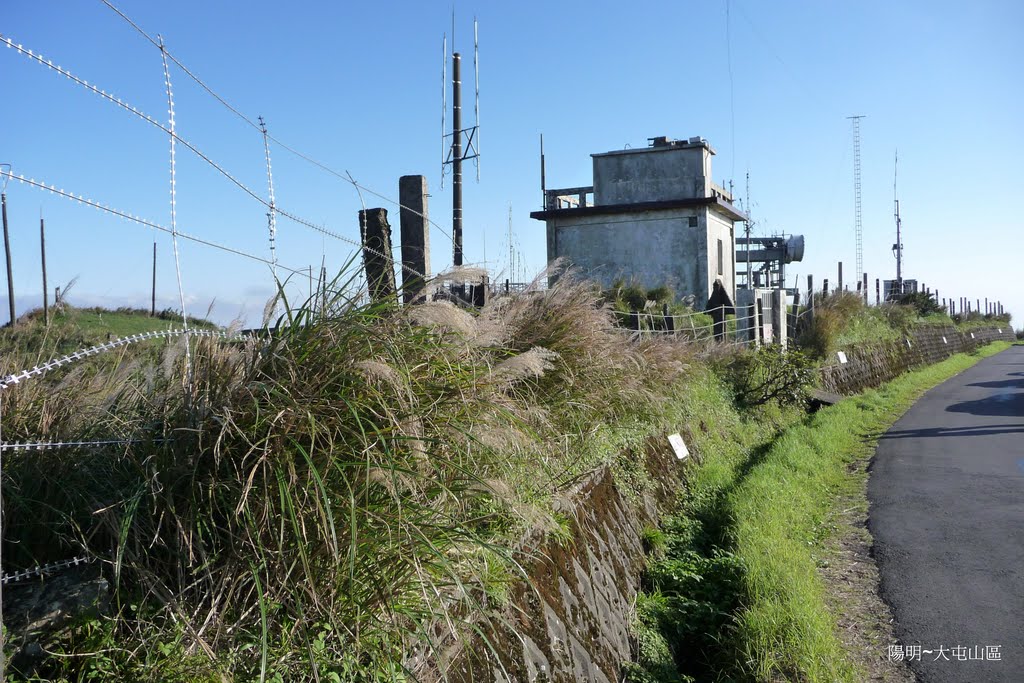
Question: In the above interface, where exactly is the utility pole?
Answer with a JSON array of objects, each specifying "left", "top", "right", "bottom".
[
  {"left": 2, "top": 192, "right": 14, "bottom": 327},
  {"left": 848, "top": 115, "right": 865, "bottom": 292}
]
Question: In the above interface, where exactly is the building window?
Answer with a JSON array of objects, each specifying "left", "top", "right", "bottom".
[
  {"left": 688, "top": 216, "right": 698, "bottom": 228},
  {"left": 717, "top": 239, "right": 724, "bottom": 276}
]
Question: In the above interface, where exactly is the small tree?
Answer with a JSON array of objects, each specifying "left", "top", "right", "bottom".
[{"left": 720, "top": 345, "right": 816, "bottom": 408}]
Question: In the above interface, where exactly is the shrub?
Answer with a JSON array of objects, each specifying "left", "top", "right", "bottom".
[{"left": 717, "top": 345, "right": 816, "bottom": 409}]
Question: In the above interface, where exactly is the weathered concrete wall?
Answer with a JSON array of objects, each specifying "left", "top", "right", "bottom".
[
  {"left": 417, "top": 436, "right": 685, "bottom": 683},
  {"left": 705, "top": 211, "right": 736, "bottom": 301},
  {"left": 549, "top": 210, "right": 706, "bottom": 297},
  {"left": 592, "top": 146, "right": 709, "bottom": 205},
  {"left": 820, "top": 325, "right": 1015, "bottom": 395}
]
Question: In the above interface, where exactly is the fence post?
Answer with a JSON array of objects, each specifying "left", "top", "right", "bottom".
[
  {"left": 359, "top": 208, "right": 397, "bottom": 303},
  {"left": 862, "top": 272, "right": 868, "bottom": 302},
  {"left": 838, "top": 261, "right": 843, "bottom": 292},
  {"left": 2, "top": 192, "right": 15, "bottom": 326},
  {"left": 398, "top": 175, "right": 430, "bottom": 304},
  {"left": 40, "top": 216, "right": 49, "bottom": 326},
  {"left": 772, "top": 288, "right": 787, "bottom": 349},
  {"left": 823, "top": 278, "right": 829, "bottom": 296},
  {"left": 807, "top": 275, "right": 814, "bottom": 318},
  {"left": 876, "top": 278, "right": 881, "bottom": 305},
  {"left": 151, "top": 242, "right": 157, "bottom": 316},
  {"left": 629, "top": 309, "right": 639, "bottom": 331}
]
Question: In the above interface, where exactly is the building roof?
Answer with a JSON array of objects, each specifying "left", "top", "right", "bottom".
[{"left": 529, "top": 195, "right": 748, "bottom": 222}]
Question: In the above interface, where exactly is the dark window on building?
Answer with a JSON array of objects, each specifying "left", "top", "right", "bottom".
[
  {"left": 717, "top": 239, "right": 724, "bottom": 276},
  {"left": 688, "top": 216, "right": 698, "bottom": 228}
]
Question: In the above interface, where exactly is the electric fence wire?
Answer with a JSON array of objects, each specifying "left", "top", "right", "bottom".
[
  {"left": 97, "top": 0, "right": 458, "bottom": 251},
  {"left": 0, "top": 33, "right": 419, "bottom": 278},
  {"left": 0, "top": 170, "right": 315, "bottom": 282},
  {"left": 2, "top": 556, "right": 92, "bottom": 586},
  {"left": 0, "top": 328, "right": 246, "bottom": 391},
  {"left": 0, "top": 438, "right": 156, "bottom": 452}
]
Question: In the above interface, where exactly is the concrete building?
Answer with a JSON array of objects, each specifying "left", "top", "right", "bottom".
[{"left": 530, "top": 136, "right": 746, "bottom": 307}]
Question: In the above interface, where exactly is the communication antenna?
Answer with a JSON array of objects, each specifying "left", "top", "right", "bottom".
[
  {"left": 441, "top": 15, "right": 481, "bottom": 267},
  {"left": 440, "top": 33, "right": 446, "bottom": 190},
  {"left": 848, "top": 115, "right": 865, "bottom": 296},
  {"left": 893, "top": 150, "right": 904, "bottom": 296},
  {"left": 508, "top": 202, "right": 514, "bottom": 282},
  {"left": 744, "top": 169, "right": 752, "bottom": 287}
]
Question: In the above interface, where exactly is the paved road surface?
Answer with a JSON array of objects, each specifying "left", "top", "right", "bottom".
[{"left": 869, "top": 345, "right": 1024, "bottom": 682}]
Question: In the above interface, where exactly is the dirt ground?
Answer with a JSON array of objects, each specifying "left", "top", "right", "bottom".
[{"left": 816, "top": 452, "right": 917, "bottom": 683}]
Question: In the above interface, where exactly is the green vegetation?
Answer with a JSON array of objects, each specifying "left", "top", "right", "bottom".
[
  {"left": 626, "top": 341, "right": 1010, "bottom": 682},
  {"left": 1, "top": 270, "right": 1011, "bottom": 682},
  {"left": 797, "top": 289, "right": 1012, "bottom": 359},
  {"left": 0, "top": 273, "right": 711, "bottom": 682}
]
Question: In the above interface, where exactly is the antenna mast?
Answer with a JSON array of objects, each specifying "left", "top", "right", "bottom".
[
  {"left": 893, "top": 150, "right": 903, "bottom": 296},
  {"left": 442, "top": 16, "right": 480, "bottom": 268},
  {"left": 848, "top": 115, "right": 865, "bottom": 299},
  {"left": 744, "top": 169, "right": 752, "bottom": 287}
]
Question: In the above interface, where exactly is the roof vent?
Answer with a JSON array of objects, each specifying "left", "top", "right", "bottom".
[{"left": 648, "top": 136, "right": 673, "bottom": 148}]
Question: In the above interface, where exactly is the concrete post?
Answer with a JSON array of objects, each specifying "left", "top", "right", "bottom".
[
  {"left": 772, "top": 288, "right": 787, "bottom": 349},
  {"left": 876, "top": 278, "right": 881, "bottom": 305},
  {"left": 359, "top": 208, "right": 396, "bottom": 303},
  {"left": 863, "top": 272, "right": 868, "bottom": 302},
  {"left": 823, "top": 278, "right": 829, "bottom": 296},
  {"left": 807, "top": 275, "right": 814, "bottom": 317},
  {"left": 399, "top": 175, "right": 431, "bottom": 304},
  {"left": 838, "top": 262, "right": 843, "bottom": 292}
]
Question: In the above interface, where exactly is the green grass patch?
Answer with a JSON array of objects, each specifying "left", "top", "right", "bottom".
[
  {"left": 628, "top": 341, "right": 1009, "bottom": 682},
  {"left": 730, "top": 341, "right": 1009, "bottom": 681}
]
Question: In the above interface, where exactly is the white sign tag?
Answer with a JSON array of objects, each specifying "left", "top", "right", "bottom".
[
  {"left": 942, "top": 336, "right": 947, "bottom": 344},
  {"left": 837, "top": 351, "right": 848, "bottom": 364},
  {"left": 668, "top": 433, "right": 689, "bottom": 460}
]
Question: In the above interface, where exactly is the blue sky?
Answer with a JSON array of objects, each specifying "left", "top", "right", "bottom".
[{"left": 1, "top": 0, "right": 1021, "bottom": 327}]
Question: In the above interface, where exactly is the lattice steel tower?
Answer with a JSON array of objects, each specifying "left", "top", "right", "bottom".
[{"left": 848, "top": 115, "right": 865, "bottom": 294}]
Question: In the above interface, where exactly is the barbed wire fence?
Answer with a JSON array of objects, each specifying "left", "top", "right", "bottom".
[{"left": 0, "top": 4, "right": 468, "bottom": 670}]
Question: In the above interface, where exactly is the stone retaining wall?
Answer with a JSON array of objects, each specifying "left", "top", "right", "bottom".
[
  {"left": 418, "top": 326, "right": 1014, "bottom": 681},
  {"left": 819, "top": 325, "right": 1014, "bottom": 395}
]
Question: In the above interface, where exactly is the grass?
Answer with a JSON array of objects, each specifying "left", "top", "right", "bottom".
[
  {"left": 728, "top": 341, "right": 1009, "bottom": 681},
  {"left": 0, "top": 269, "right": 710, "bottom": 682},
  {"left": 626, "top": 341, "right": 1010, "bottom": 682}
]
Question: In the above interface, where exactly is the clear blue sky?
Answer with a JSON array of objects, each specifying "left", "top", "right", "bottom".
[{"left": 2, "top": 0, "right": 1021, "bottom": 327}]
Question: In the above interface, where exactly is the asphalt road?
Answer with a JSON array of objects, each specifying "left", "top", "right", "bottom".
[{"left": 869, "top": 345, "right": 1024, "bottom": 682}]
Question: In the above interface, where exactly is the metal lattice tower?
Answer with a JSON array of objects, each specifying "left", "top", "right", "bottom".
[{"left": 848, "top": 115, "right": 865, "bottom": 291}]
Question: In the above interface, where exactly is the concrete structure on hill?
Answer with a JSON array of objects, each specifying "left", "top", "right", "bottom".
[{"left": 530, "top": 136, "right": 746, "bottom": 307}]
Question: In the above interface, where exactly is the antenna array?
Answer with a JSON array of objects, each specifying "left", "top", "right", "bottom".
[{"left": 441, "top": 17, "right": 481, "bottom": 267}]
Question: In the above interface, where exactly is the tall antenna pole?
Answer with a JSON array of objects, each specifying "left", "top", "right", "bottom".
[
  {"left": 508, "top": 202, "right": 514, "bottom": 282},
  {"left": 440, "top": 34, "right": 446, "bottom": 190},
  {"left": 848, "top": 115, "right": 865, "bottom": 298},
  {"left": 894, "top": 150, "right": 903, "bottom": 295},
  {"left": 540, "top": 134, "right": 546, "bottom": 208},
  {"left": 744, "top": 169, "right": 752, "bottom": 287},
  {"left": 452, "top": 51, "right": 463, "bottom": 266},
  {"left": 474, "top": 18, "right": 480, "bottom": 182},
  {"left": 442, "top": 17, "right": 480, "bottom": 269}
]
